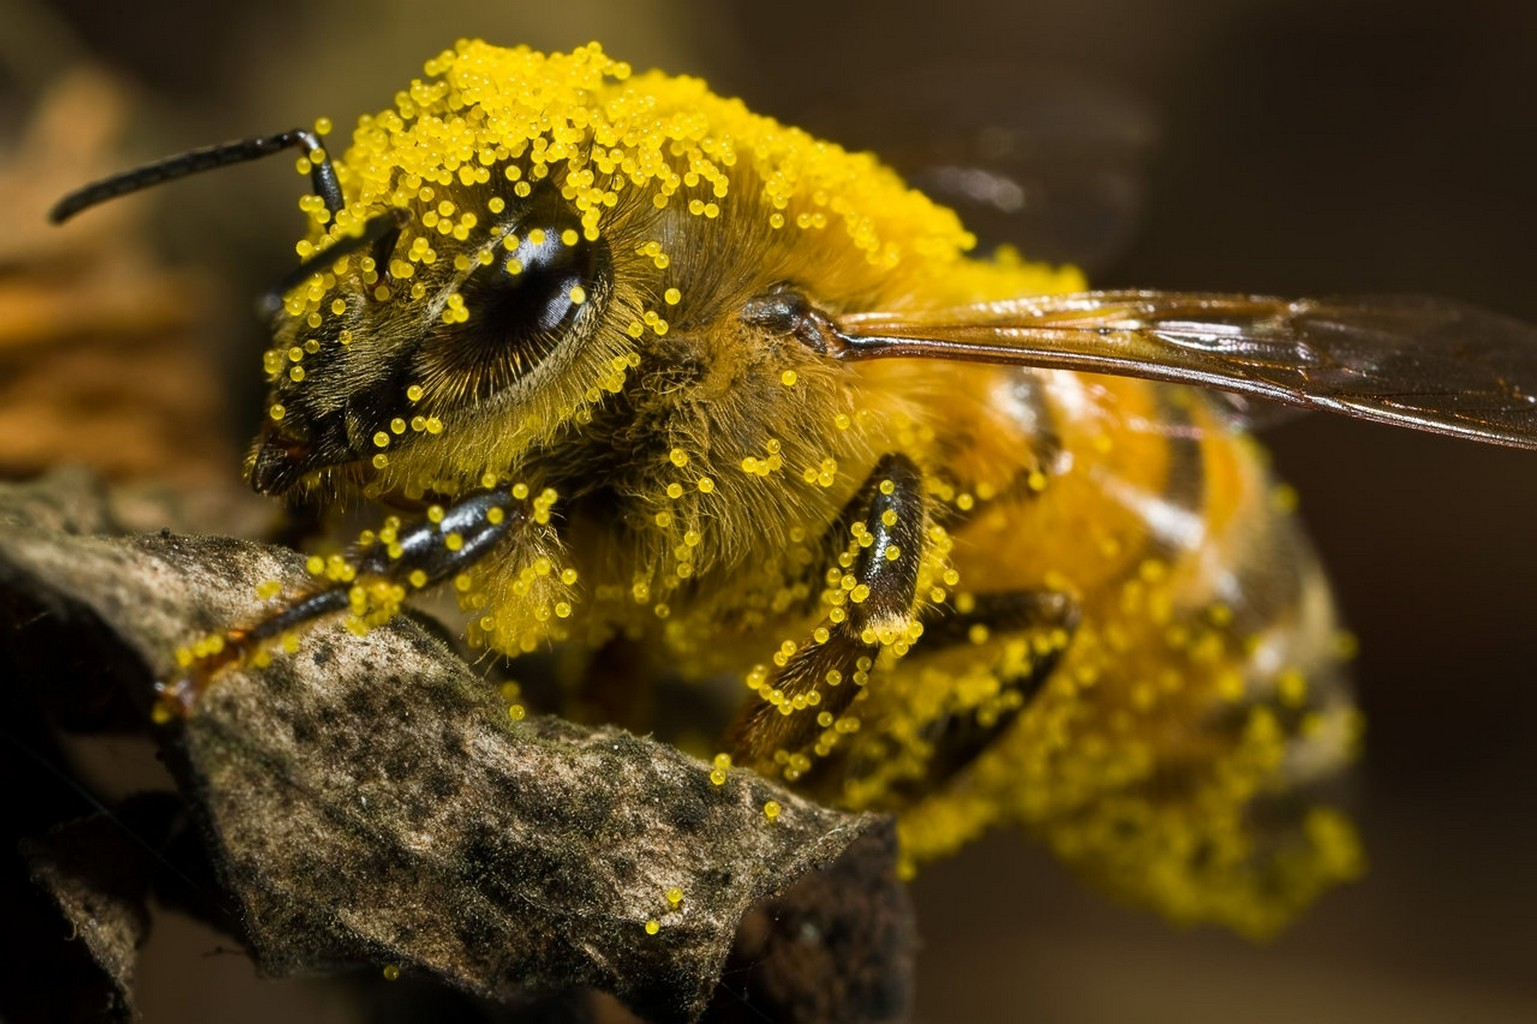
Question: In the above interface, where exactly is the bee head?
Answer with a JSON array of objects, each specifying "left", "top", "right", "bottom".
[{"left": 248, "top": 181, "right": 615, "bottom": 497}]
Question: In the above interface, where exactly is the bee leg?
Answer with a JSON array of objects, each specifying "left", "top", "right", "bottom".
[
  {"left": 155, "top": 487, "right": 532, "bottom": 721},
  {"left": 726, "top": 453, "right": 928, "bottom": 778},
  {"left": 859, "top": 590, "right": 1080, "bottom": 803}
]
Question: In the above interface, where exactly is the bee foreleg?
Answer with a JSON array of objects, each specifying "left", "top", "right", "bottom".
[
  {"left": 726, "top": 453, "right": 927, "bottom": 779},
  {"left": 155, "top": 487, "right": 533, "bottom": 720}
]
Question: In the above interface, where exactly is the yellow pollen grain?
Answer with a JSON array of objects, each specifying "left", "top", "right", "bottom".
[{"left": 1278, "top": 669, "right": 1308, "bottom": 708}]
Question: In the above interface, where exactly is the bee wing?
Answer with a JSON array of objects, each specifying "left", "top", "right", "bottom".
[
  {"left": 805, "top": 63, "right": 1154, "bottom": 272},
  {"left": 837, "top": 290, "right": 1537, "bottom": 450}
]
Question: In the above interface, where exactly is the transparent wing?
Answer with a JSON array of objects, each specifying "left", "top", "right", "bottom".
[
  {"left": 837, "top": 291, "right": 1537, "bottom": 450},
  {"left": 799, "top": 63, "right": 1155, "bottom": 272}
]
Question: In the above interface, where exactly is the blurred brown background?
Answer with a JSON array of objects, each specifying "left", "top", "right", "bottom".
[{"left": 7, "top": 0, "right": 1537, "bottom": 1020}]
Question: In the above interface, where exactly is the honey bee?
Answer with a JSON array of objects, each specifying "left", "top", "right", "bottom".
[{"left": 51, "top": 40, "right": 1537, "bottom": 939}]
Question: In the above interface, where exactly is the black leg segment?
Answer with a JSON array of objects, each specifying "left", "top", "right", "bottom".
[
  {"left": 727, "top": 453, "right": 928, "bottom": 773},
  {"left": 155, "top": 486, "right": 533, "bottom": 719}
]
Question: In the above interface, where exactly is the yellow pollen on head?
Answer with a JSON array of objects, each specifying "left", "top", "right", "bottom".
[{"left": 304, "top": 39, "right": 997, "bottom": 370}]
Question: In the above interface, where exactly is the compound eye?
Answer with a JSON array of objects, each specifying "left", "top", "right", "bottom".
[
  {"left": 476, "top": 221, "right": 597, "bottom": 337},
  {"left": 432, "top": 187, "right": 609, "bottom": 399}
]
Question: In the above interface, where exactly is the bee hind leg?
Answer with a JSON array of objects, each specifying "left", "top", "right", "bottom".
[{"left": 849, "top": 589, "right": 1080, "bottom": 806}]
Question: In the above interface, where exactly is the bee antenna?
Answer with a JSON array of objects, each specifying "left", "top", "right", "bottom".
[
  {"left": 259, "top": 207, "right": 410, "bottom": 317},
  {"left": 48, "top": 128, "right": 344, "bottom": 224}
]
